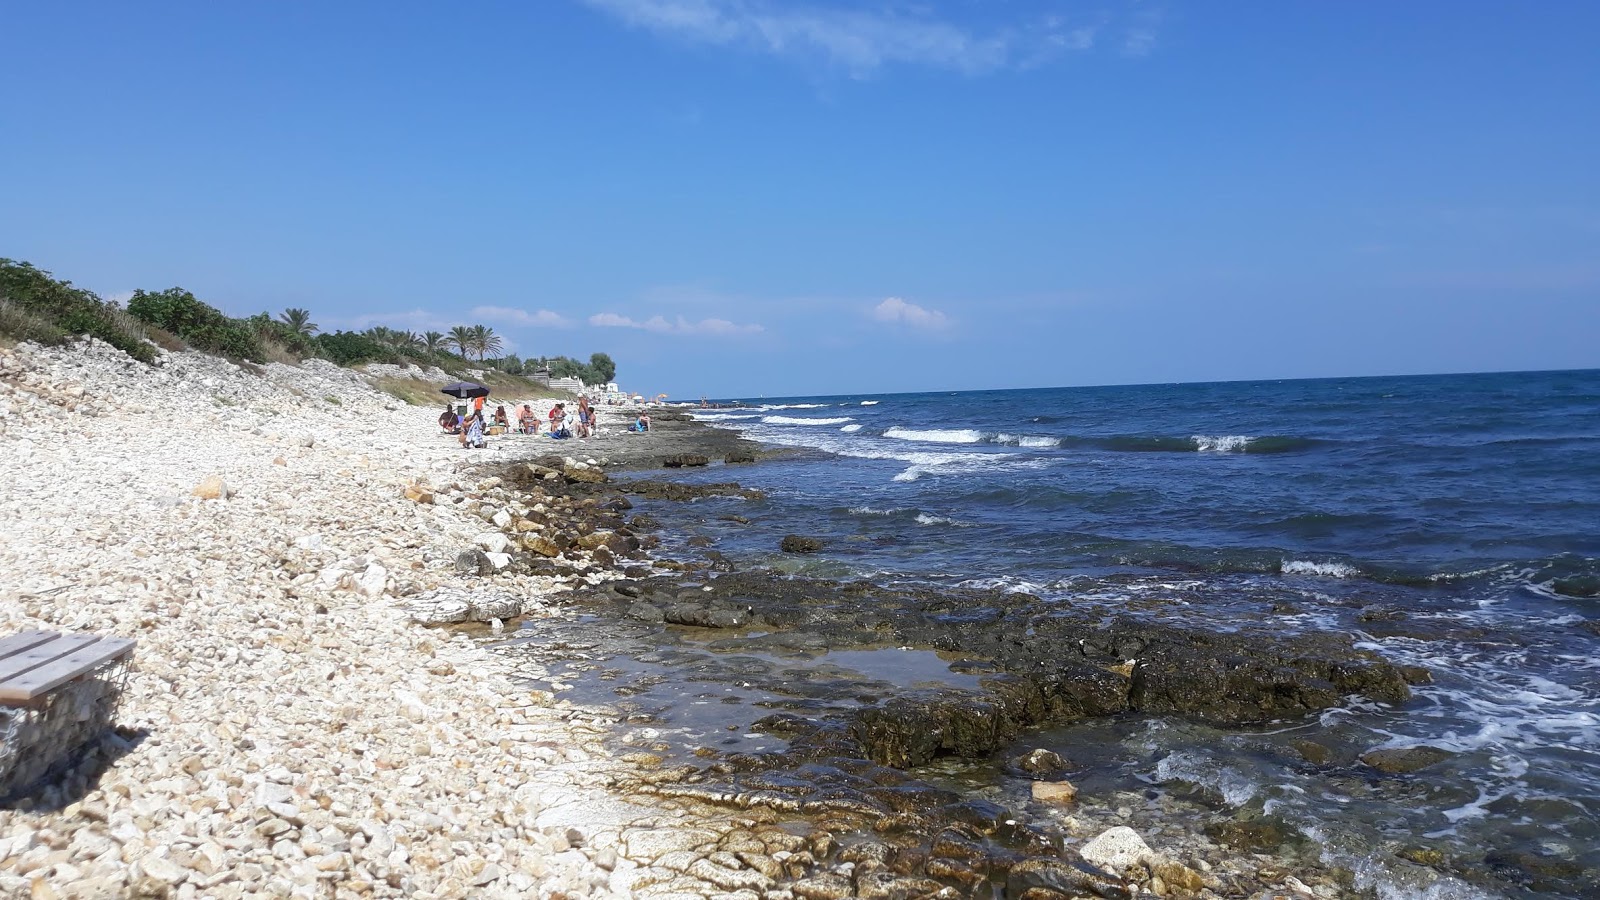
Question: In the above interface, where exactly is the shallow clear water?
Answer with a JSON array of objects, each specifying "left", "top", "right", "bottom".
[{"left": 677, "top": 370, "right": 1600, "bottom": 897}]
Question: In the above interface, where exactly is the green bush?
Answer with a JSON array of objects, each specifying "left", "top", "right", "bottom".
[
  {"left": 0, "top": 259, "right": 158, "bottom": 362},
  {"left": 127, "top": 288, "right": 265, "bottom": 362},
  {"left": 314, "top": 330, "right": 400, "bottom": 366}
]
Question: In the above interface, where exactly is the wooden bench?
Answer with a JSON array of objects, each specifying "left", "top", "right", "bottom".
[
  {"left": 0, "top": 631, "right": 134, "bottom": 706},
  {"left": 0, "top": 630, "right": 135, "bottom": 800}
]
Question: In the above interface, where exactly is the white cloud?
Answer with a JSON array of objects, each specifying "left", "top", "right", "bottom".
[
  {"left": 471, "top": 305, "right": 574, "bottom": 328},
  {"left": 103, "top": 290, "right": 135, "bottom": 306},
  {"left": 579, "top": 0, "right": 1126, "bottom": 74},
  {"left": 872, "top": 297, "right": 949, "bottom": 330},
  {"left": 588, "top": 312, "right": 764, "bottom": 336}
]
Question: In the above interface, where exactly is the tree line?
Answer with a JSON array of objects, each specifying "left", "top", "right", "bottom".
[{"left": 0, "top": 259, "right": 616, "bottom": 385}]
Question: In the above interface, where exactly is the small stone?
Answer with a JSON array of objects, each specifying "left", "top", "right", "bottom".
[
  {"left": 137, "top": 855, "right": 189, "bottom": 885},
  {"left": 780, "top": 535, "right": 823, "bottom": 554},
  {"left": 1031, "top": 780, "right": 1078, "bottom": 804},
  {"left": 191, "top": 474, "right": 230, "bottom": 500}
]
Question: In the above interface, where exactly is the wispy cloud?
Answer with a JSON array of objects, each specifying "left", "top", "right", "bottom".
[
  {"left": 872, "top": 296, "right": 949, "bottom": 330},
  {"left": 471, "top": 305, "right": 574, "bottom": 328},
  {"left": 579, "top": 0, "right": 1135, "bottom": 75},
  {"left": 589, "top": 312, "right": 765, "bottom": 336}
]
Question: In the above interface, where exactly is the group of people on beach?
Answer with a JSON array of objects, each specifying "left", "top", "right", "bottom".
[{"left": 440, "top": 395, "right": 621, "bottom": 448}]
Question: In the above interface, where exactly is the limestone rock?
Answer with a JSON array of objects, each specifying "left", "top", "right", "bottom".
[{"left": 1079, "top": 825, "right": 1153, "bottom": 872}]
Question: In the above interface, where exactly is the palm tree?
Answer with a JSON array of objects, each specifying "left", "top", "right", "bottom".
[
  {"left": 470, "top": 324, "right": 503, "bottom": 361},
  {"left": 421, "top": 330, "right": 447, "bottom": 352},
  {"left": 279, "top": 308, "right": 318, "bottom": 337},
  {"left": 399, "top": 330, "right": 424, "bottom": 350},
  {"left": 447, "top": 325, "right": 474, "bottom": 358}
]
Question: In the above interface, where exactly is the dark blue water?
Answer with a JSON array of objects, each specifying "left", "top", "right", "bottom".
[{"left": 678, "top": 369, "right": 1600, "bottom": 898}]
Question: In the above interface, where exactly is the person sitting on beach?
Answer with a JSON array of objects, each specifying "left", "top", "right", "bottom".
[
  {"left": 547, "top": 403, "right": 571, "bottom": 438},
  {"left": 492, "top": 405, "right": 509, "bottom": 428},
  {"left": 459, "top": 411, "right": 486, "bottom": 449},
  {"left": 631, "top": 413, "right": 650, "bottom": 433},
  {"left": 438, "top": 404, "right": 460, "bottom": 433},
  {"left": 517, "top": 404, "right": 538, "bottom": 434}
]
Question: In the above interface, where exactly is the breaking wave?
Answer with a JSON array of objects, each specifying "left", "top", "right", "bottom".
[
  {"left": 762, "top": 415, "right": 854, "bottom": 426},
  {"left": 883, "top": 427, "right": 987, "bottom": 444}
]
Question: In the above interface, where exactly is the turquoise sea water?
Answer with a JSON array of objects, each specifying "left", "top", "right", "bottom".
[{"left": 679, "top": 369, "right": 1600, "bottom": 898}]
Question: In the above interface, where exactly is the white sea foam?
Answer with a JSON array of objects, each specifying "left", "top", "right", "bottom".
[
  {"left": 849, "top": 506, "right": 902, "bottom": 516},
  {"left": 693, "top": 412, "right": 760, "bottom": 421},
  {"left": 1282, "top": 559, "right": 1360, "bottom": 578},
  {"left": 892, "top": 466, "right": 924, "bottom": 482},
  {"left": 1153, "top": 751, "right": 1261, "bottom": 806},
  {"left": 859, "top": 400, "right": 879, "bottom": 405},
  {"left": 759, "top": 403, "right": 828, "bottom": 410},
  {"left": 762, "top": 415, "right": 854, "bottom": 426},
  {"left": 840, "top": 423, "right": 863, "bottom": 432},
  {"left": 1193, "top": 434, "right": 1254, "bottom": 452},
  {"left": 914, "top": 513, "right": 968, "bottom": 527},
  {"left": 884, "top": 427, "right": 986, "bottom": 444}
]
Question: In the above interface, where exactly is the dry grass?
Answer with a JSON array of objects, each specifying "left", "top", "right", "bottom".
[
  {"left": 372, "top": 372, "right": 568, "bottom": 407},
  {"left": 0, "top": 299, "right": 67, "bottom": 347}
]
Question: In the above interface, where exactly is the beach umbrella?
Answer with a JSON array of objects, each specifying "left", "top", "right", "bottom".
[
  {"left": 655, "top": 393, "right": 668, "bottom": 399},
  {"left": 439, "top": 381, "right": 490, "bottom": 398}
]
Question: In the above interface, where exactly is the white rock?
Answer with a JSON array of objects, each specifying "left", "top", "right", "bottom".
[
  {"left": 485, "top": 552, "right": 512, "bottom": 571},
  {"left": 474, "top": 532, "right": 513, "bottom": 555},
  {"left": 354, "top": 563, "right": 389, "bottom": 597},
  {"left": 1078, "top": 826, "right": 1153, "bottom": 872}
]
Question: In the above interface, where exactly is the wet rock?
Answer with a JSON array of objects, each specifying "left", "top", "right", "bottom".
[
  {"left": 1397, "top": 846, "right": 1446, "bottom": 867},
  {"left": 1150, "top": 860, "right": 1205, "bottom": 894},
  {"left": 1202, "top": 815, "right": 1301, "bottom": 852},
  {"left": 725, "top": 450, "right": 757, "bottom": 464},
  {"left": 663, "top": 603, "right": 748, "bottom": 629},
  {"left": 1012, "top": 748, "right": 1072, "bottom": 778},
  {"left": 1361, "top": 745, "right": 1454, "bottom": 774},
  {"left": 663, "top": 454, "right": 710, "bottom": 468},
  {"left": 1482, "top": 850, "right": 1586, "bottom": 893},
  {"left": 781, "top": 535, "right": 824, "bottom": 554},
  {"left": 1031, "top": 780, "right": 1078, "bottom": 804},
  {"left": 1006, "top": 857, "right": 1130, "bottom": 899},
  {"left": 1292, "top": 740, "right": 1333, "bottom": 765}
]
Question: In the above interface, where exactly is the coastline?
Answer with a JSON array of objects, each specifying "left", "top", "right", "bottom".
[{"left": 0, "top": 338, "right": 1528, "bottom": 899}]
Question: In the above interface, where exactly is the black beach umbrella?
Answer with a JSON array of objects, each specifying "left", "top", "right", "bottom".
[{"left": 439, "top": 381, "right": 490, "bottom": 399}]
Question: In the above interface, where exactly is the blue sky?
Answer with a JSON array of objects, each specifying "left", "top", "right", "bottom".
[{"left": 3, "top": 1, "right": 1596, "bottom": 397}]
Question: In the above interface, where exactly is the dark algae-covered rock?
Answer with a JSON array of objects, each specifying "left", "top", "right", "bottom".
[
  {"left": 781, "top": 534, "right": 825, "bottom": 553},
  {"left": 1361, "top": 745, "right": 1455, "bottom": 774}
]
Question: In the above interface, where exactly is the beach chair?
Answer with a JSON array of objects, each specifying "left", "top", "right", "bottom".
[{"left": 0, "top": 630, "right": 134, "bottom": 800}]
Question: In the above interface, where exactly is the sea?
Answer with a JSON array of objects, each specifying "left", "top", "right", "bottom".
[{"left": 674, "top": 369, "right": 1600, "bottom": 898}]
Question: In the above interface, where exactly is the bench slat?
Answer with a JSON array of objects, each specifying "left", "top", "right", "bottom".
[
  {"left": 0, "top": 630, "right": 57, "bottom": 663},
  {"left": 0, "top": 637, "right": 134, "bottom": 703},
  {"left": 0, "top": 633, "right": 101, "bottom": 685}
]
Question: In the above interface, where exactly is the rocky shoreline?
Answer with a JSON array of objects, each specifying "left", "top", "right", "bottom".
[{"left": 0, "top": 336, "right": 1502, "bottom": 899}]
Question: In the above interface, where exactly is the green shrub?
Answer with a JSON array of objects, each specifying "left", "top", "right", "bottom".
[
  {"left": 314, "top": 330, "right": 400, "bottom": 366},
  {"left": 126, "top": 288, "right": 265, "bottom": 362},
  {"left": 0, "top": 259, "right": 158, "bottom": 362}
]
